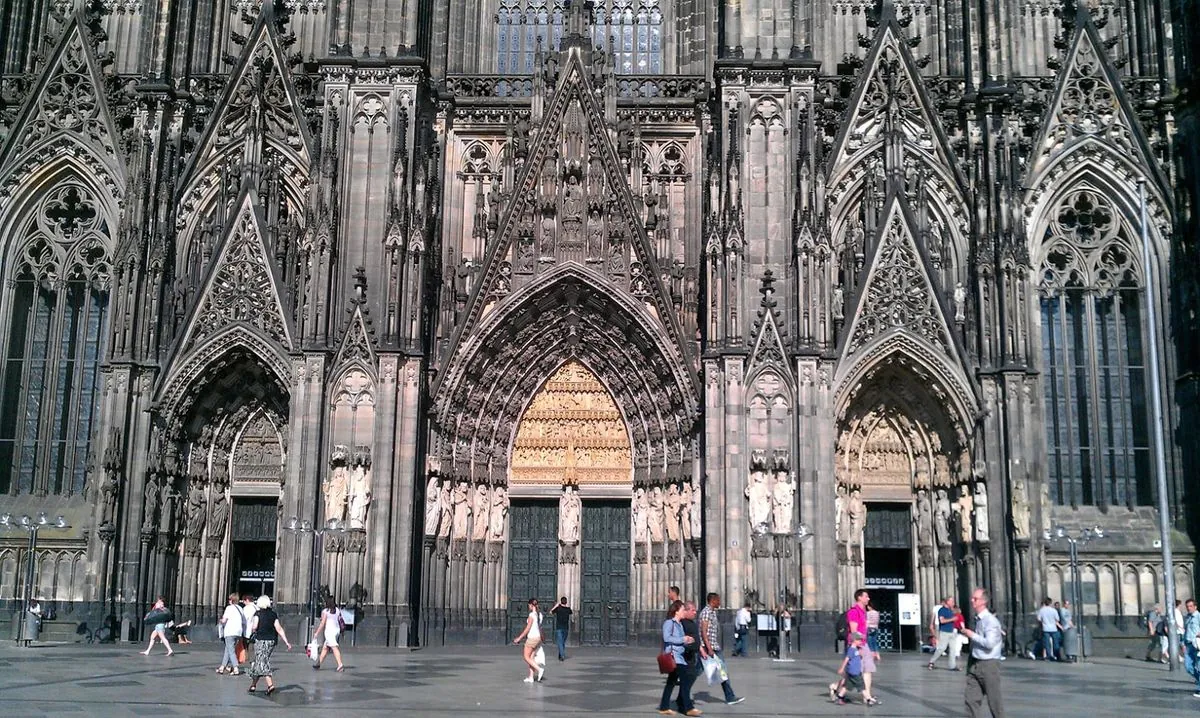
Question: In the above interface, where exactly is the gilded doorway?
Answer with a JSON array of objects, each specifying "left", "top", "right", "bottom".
[{"left": 508, "top": 360, "right": 633, "bottom": 644}]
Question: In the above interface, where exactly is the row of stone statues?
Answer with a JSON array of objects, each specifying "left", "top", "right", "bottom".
[
  {"left": 322, "top": 445, "right": 372, "bottom": 529},
  {"left": 424, "top": 477, "right": 510, "bottom": 542},
  {"left": 744, "top": 449, "right": 796, "bottom": 534},
  {"left": 632, "top": 481, "right": 702, "bottom": 544}
]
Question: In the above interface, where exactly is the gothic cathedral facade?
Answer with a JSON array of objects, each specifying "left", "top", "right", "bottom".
[{"left": 0, "top": 0, "right": 1197, "bottom": 649}]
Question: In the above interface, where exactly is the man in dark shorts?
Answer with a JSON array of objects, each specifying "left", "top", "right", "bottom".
[{"left": 835, "top": 632, "right": 877, "bottom": 705}]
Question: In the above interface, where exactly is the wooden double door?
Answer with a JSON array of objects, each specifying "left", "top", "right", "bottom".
[
  {"left": 579, "top": 501, "right": 630, "bottom": 645},
  {"left": 506, "top": 499, "right": 631, "bottom": 645}
]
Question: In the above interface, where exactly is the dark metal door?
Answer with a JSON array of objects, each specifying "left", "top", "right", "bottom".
[
  {"left": 507, "top": 501, "right": 559, "bottom": 640},
  {"left": 580, "top": 501, "right": 630, "bottom": 645}
]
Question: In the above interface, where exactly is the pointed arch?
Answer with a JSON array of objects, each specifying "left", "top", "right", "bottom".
[{"left": 156, "top": 324, "right": 292, "bottom": 421}]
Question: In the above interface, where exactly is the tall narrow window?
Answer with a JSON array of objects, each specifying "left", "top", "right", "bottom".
[
  {"left": 495, "top": 1, "right": 662, "bottom": 75},
  {"left": 1038, "top": 189, "right": 1152, "bottom": 507},
  {"left": 0, "top": 184, "right": 110, "bottom": 496}
]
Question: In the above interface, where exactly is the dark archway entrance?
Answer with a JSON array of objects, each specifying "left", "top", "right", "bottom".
[{"left": 864, "top": 502, "right": 914, "bottom": 650}]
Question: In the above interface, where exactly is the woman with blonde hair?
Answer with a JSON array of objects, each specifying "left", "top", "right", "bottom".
[
  {"left": 511, "top": 597, "right": 545, "bottom": 682},
  {"left": 312, "top": 596, "right": 345, "bottom": 671},
  {"left": 246, "top": 595, "right": 292, "bottom": 695}
]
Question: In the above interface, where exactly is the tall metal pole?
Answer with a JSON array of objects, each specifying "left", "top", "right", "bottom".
[
  {"left": 1070, "top": 539, "right": 1082, "bottom": 659},
  {"left": 1139, "top": 179, "right": 1177, "bottom": 670},
  {"left": 18, "top": 529, "right": 36, "bottom": 644}
]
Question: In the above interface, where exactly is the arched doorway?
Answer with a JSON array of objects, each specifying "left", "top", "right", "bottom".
[
  {"left": 835, "top": 361, "right": 974, "bottom": 649},
  {"left": 507, "top": 360, "right": 633, "bottom": 644}
]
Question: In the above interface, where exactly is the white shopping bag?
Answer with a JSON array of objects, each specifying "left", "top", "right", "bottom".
[
  {"left": 534, "top": 645, "right": 546, "bottom": 668},
  {"left": 702, "top": 656, "right": 728, "bottom": 685},
  {"left": 306, "top": 641, "right": 319, "bottom": 663}
]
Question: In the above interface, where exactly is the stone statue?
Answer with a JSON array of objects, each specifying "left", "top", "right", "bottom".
[
  {"left": 647, "top": 485, "right": 665, "bottom": 542},
  {"left": 562, "top": 175, "right": 584, "bottom": 219},
  {"left": 772, "top": 472, "right": 795, "bottom": 534},
  {"left": 954, "top": 484, "right": 974, "bottom": 543},
  {"left": 745, "top": 470, "right": 772, "bottom": 532},
  {"left": 209, "top": 489, "right": 229, "bottom": 539},
  {"left": 424, "top": 477, "right": 441, "bottom": 536},
  {"left": 973, "top": 481, "right": 990, "bottom": 543},
  {"left": 916, "top": 489, "right": 933, "bottom": 546},
  {"left": 438, "top": 484, "right": 453, "bottom": 538},
  {"left": 835, "top": 484, "right": 848, "bottom": 543},
  {"left": 953, "top": 282, "right": 967, "bottom": 322},
  {"left": 689, "top": 479, "right": 702, "bottom": 540},
  {"left": 664, "top": 483, "right": 682, "bottom": 542},
  {"left": 679, "top": 482, "right": 694, "bottom": 541},
  {"left": 1040, "top": 481, "right": 1053, "bottom": 537},
  {"left": 323, "top": 457, "right": 349, "bottom": 523},
  {"left": 142, "top": 476, "right": 161, "bottom": 532},
  {"left": 633, "top": 486, "right": 649, "bottom": 543},
  {"left": 471, "top": 484, "right": 490, "bottom": 540},
  {"left": 559, "top": 485, "right": 581, "bottom": 544},
  {"left": 1011, "top": 479, "right": 1030, "bottom": 540},
  {"left": 185, "top": 482, "right": 207, "bottom": 540},
  {"left": 833, "top": 285, "right": 845, "bottom": 320},
  {"left": 847, "top": 489, "right": 866, "bottom": 547},
  {"left": 348, "top": 454, "right": 372, "bottom": 529},
  {"left": 934, "top": 489, "right": 952, "bottom": 546},
  {"left": 451, "top": 480, "right": 471, "bottom": 539},
  {"left": 489, "top": 486, "right": 509, "bottom": 541}
]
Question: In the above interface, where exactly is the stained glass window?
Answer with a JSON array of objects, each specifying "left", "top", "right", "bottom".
[
  {"left": 1038, "top": 189, "right": 1152, "bottom": 507},
  {"left": 0, "top": 184, "right": 110, "bottom": 496},
  {"left": 496, "top": 1, "right": 662, "bottom": 74}
]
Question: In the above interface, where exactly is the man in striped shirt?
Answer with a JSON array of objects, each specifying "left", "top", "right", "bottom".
[{"left": 960, "top": 587, "right": 1005, "bottom": 718}]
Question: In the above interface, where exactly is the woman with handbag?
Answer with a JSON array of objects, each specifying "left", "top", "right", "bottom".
[
  {"left": 142, "top": 597, "right": 173, "bottom": 657},
  {"left": 312, "top": 596, "right": 345, "bottom": 671},
  {"left": 511, "top": 597, "right": 545, "bottom": 683},
  {"left": 246, "top": 595, "right": 292, "bottom": 695},
  {"left": 658, "top": 600, "right": 700, "bottom": 717}
]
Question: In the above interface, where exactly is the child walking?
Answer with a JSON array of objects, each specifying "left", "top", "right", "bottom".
[{"left": 835, "top": 632, "right": 879, "bottom": 705}]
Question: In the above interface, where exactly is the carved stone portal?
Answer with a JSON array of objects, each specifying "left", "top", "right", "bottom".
[{"left": 509, "top": 360, "right": 632, "bottom": 486}]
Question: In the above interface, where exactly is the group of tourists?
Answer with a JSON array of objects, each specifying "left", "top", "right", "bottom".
[
  {"left": 658, "top": 587, "right": 745, "bottom": 716},
  {"left": 1146, "top": 598, "right": 1200, "bottom": 697},
  {"left": 829, "top": 587, "right": 1005, "bottom": 717},
  {"left": 140, "top": 592, "right": 351, "bottom": 695}
]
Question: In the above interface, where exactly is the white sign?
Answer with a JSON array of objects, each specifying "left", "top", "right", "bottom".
[{"left": 898, "top": 593, "right": 921, "bottom": 626}]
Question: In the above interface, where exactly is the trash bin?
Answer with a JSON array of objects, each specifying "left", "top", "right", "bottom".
[{"left": 1062, "top": 627, "right": 1079, "bottom": 660}]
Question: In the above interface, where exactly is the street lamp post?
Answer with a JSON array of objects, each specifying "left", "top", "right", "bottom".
[
  {"left": 283, "top": 517, "right": 345, "bottom": 632},
  {"left": 0, "top": 512, "right": 70, "bottom": 646},
  {"left": 1043, "top": 525, "right": 1105, "bottom": 660},
  {"left": 752, "top": 521, "right": 814, "bottom": 662}
]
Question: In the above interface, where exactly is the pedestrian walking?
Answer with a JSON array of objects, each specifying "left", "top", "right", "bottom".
[
  {"left": 865, "top": 601, "right": 881, "bottom": 657},
  {"left": 829, "top": 588, "right": 870, "bottom": 700},
  {"left": 511, "top": 597, "right": 545, "bottom": 683},
  {"left": 698, "top": 592, "right": 745, "bottom": 706},
  {"left": 961, "top": 588, "right": 1005, "bottom": 718},
  {"left": 1058, "top": 600, "right": 1077, "bottom": 661},
  {"left": 1145, "top": 604, "right": 1167, "bottom": 662},
  {"left": 928, "top": 596, "right": 961, "bottom": 670},
  {"left": 732, "top": 603, "right": 752, "bottom": 657},
  {"left": 551, "top": 596, "right": 573, "bottom": 661},
  {"left": 1175, "top": 599, "right": 1186, "bottom": 665},
  {"left": 658, "top": 600, "right": 700, "bottom": 717},
  {"left": 312, "top": 596, "right": 345, "bottom": 671},
  {"left": 142, "top": 597, "right": 173, "bottom": 657},
  {"left": 1183, "top": 599, "right": 1200, "bottom": 697},
  {"left": 834, "top": 632, "right": 877, "bottom": 705},
  {"left": 1035, "top": 597, "right": 1062, "bottom": 660},
  {"left": 246, "top": 595, "right": 292, "bottom": 695},
  {"left": 216, "top": 592, "right": 244, "bottom": 675}
]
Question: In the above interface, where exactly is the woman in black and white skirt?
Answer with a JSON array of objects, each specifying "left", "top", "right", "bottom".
[{"left": 247, "top": 596, "right": 292, "bottom": 695}]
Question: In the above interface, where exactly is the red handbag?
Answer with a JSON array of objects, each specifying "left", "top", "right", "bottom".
[{"left": 657, "top": 651, "right": 677, "bottom": 674}]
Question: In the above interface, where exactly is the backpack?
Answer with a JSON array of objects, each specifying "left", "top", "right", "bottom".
[{"left": 835, "top": 611, "right": 850, "bottom": 639}]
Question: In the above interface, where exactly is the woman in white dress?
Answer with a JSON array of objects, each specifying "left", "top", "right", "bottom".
[
  {"left": 511, "top": 598, "right": 544, "bottom": 683},
  {"left": 312, "top": 596, "right": 345, "bottom": 671}
]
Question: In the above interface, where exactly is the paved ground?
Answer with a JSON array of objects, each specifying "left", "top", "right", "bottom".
[{"left": 1, "top": 642, "right": 1196, "bottom": 716}]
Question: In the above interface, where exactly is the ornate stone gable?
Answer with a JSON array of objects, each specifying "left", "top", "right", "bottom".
[
  {"left": 825, "top": 12, "right": 966, "bottom": 195},
  {"left": 841, "top": 195, "right": 956, "bottom": 360},
  {"left": 176, "top": 191, "right": 293, "bottom": 354},
  {"left": 746, "top": 270, "right": 790, "bottom": 378},
  {"left": 436, "top": 42, "right": 694, "bottom": 391},
  {"left": 333, "top": 305, "right": 377, "bottom": 372},
  {"left": 0, "top": 17, "right": 123, "bottom": 184},
  {"left": 1025, "top": 7, "right": 1169, "bottom": 199},
  {"left": 175, "top": 8, "right": 314, "bottom": 221}
]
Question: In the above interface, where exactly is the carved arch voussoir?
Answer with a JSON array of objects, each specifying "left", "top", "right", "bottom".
[
  {"left": 834, "top": 332, "right": 976, "bottom": 445},
  {"left": 156, "top": 325, "right": 292, "bottom": 420}
]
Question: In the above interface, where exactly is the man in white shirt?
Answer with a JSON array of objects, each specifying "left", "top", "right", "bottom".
[
  {"left": 1035, "top": 598, "right": 1062, "bottom": 660},
  {"left": 733, "top": 603, "right": 752, "bottom": 657},
  {"left": 961, "top": 588, "right": 1005, "bottom": 718},
  {"left": 241, "top": 594, "right": 258, "bottom": 640},
  {"left": 217, "top": 592, "right": 245, "bottom": 674}
]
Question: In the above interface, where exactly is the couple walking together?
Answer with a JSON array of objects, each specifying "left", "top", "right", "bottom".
[{"left": 659, "top": 590, "right": 744, "bottom": 716}]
